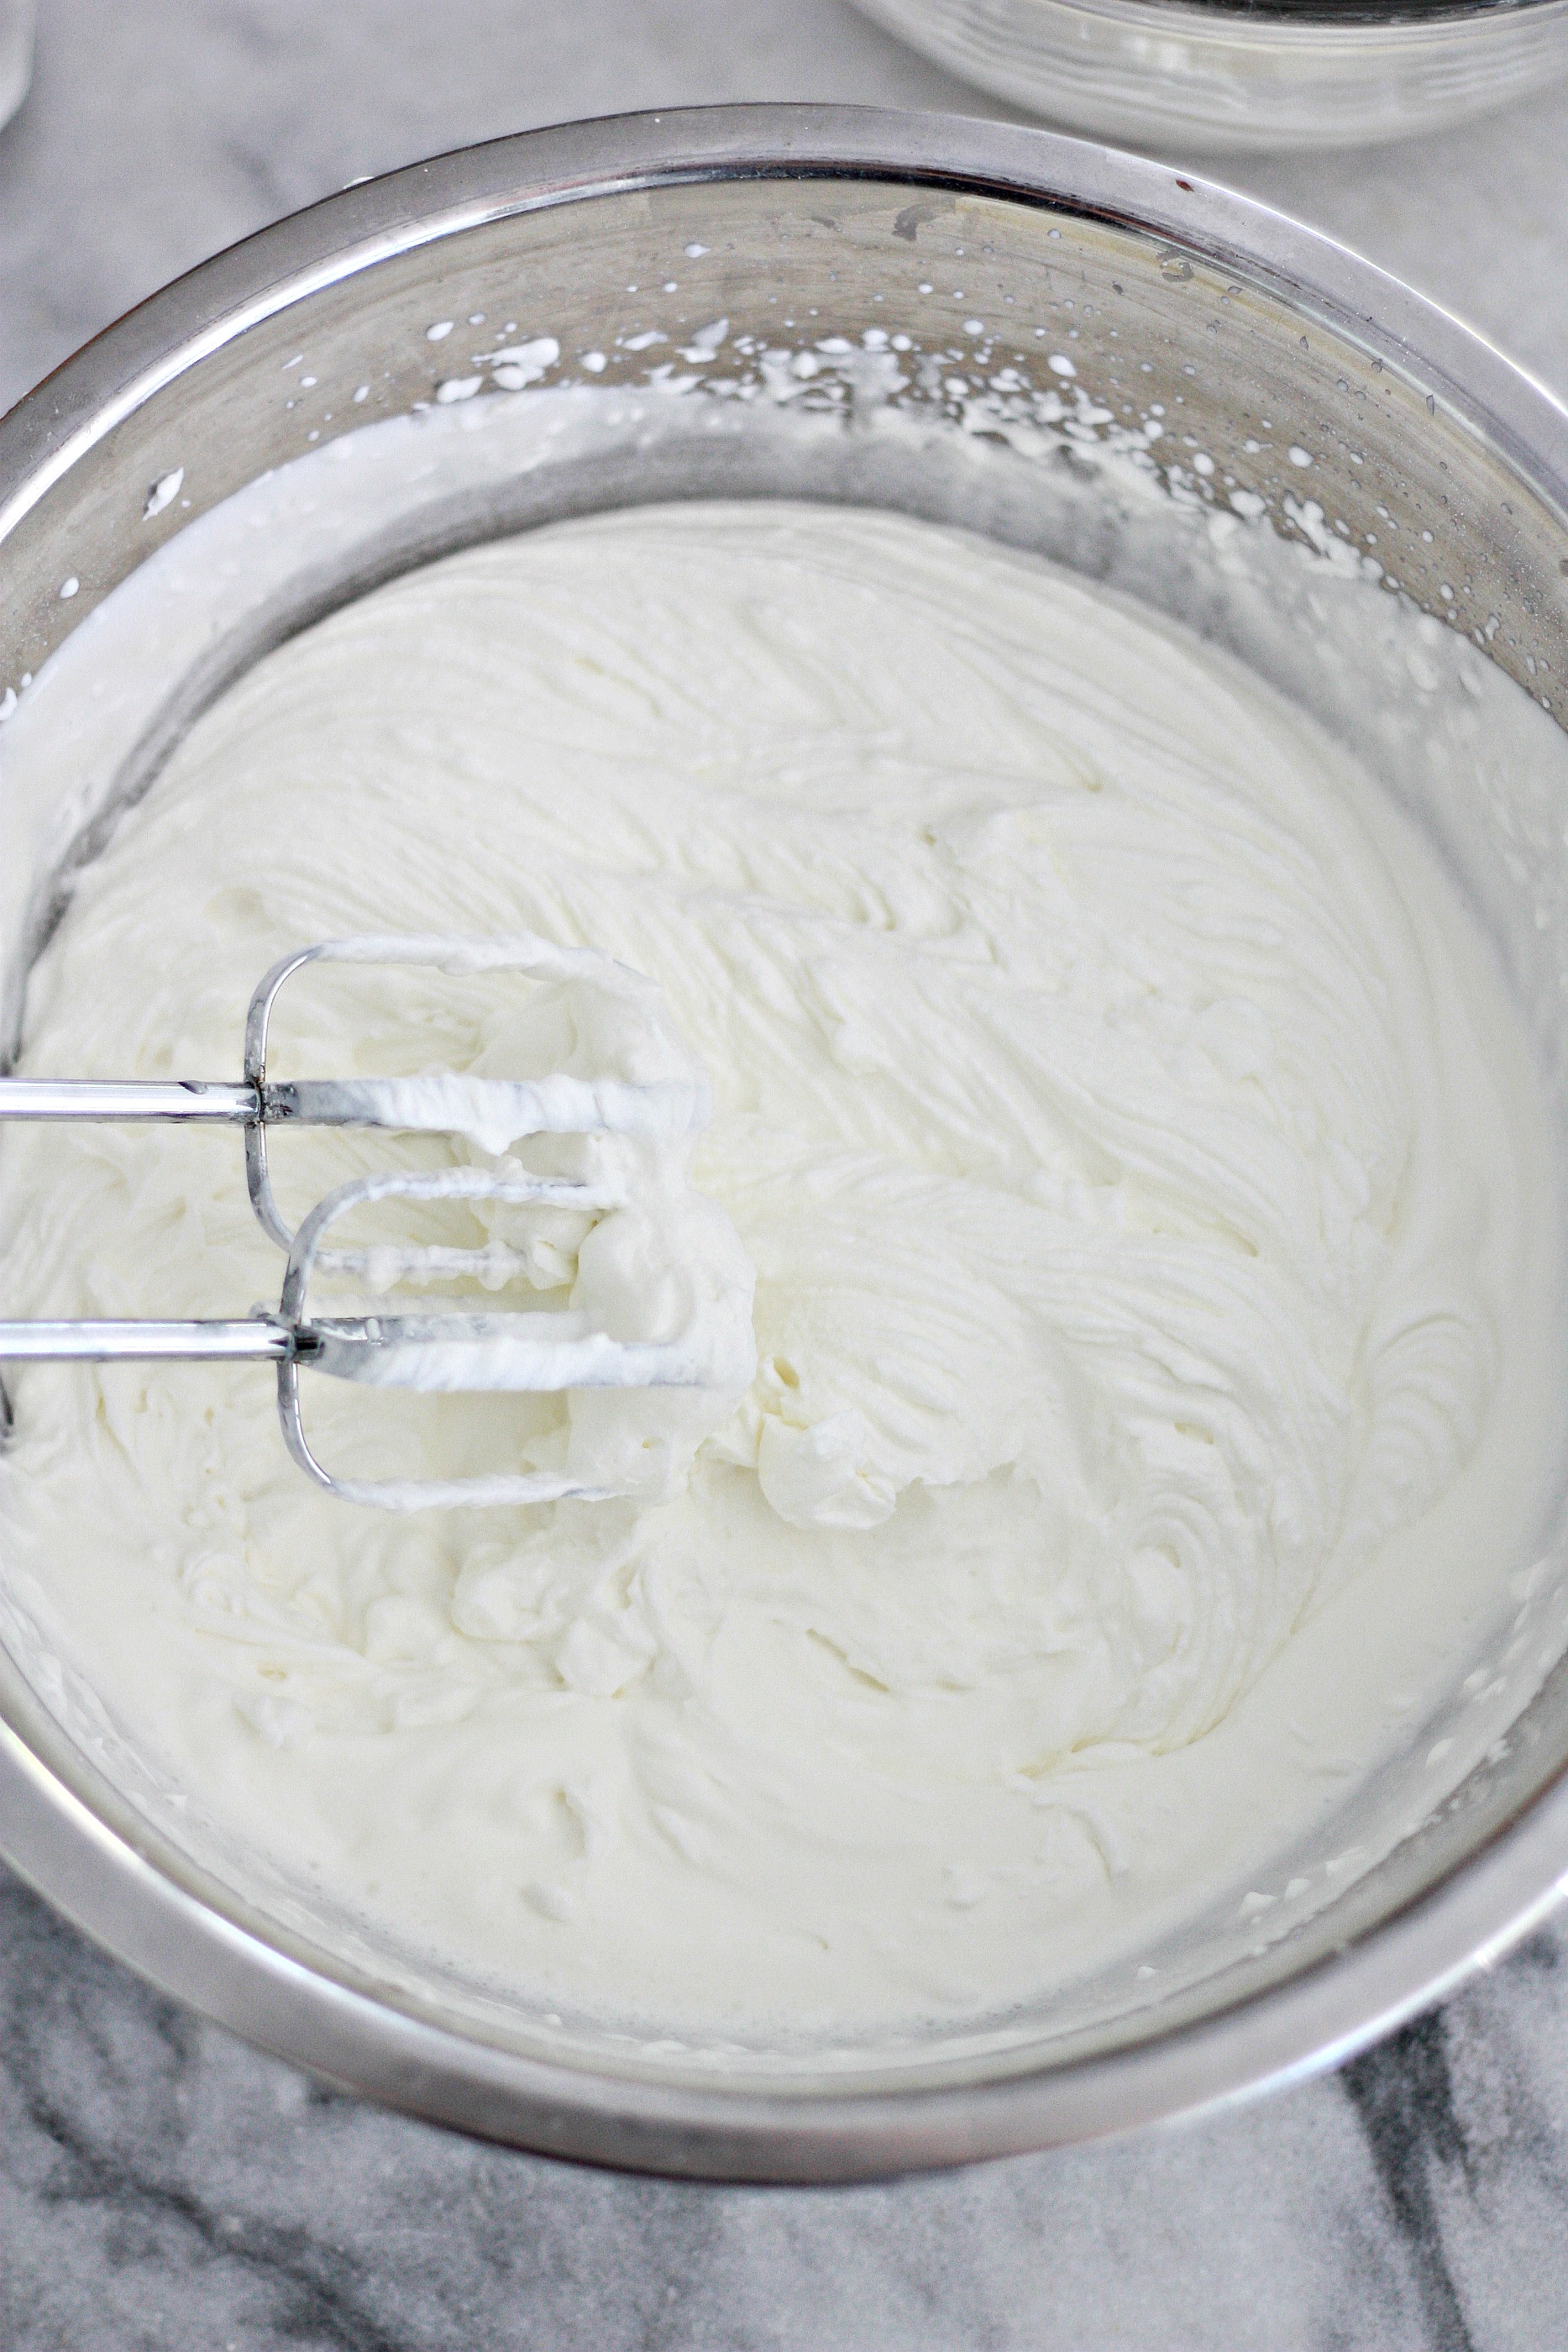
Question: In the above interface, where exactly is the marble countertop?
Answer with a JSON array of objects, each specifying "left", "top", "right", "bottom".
[{"left": 3, "top": 3, "right": 1568, "bottom": 2345}]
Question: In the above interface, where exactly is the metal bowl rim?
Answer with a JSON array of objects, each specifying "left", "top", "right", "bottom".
[{"left": 3, "top": 102, "right": 1567, "bottom": 2180}]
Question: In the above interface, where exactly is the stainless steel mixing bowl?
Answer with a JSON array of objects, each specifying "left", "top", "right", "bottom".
[
  {"left": 3, "top": 107, "right": 1568, "bottom": 2183},
  {"left": 851, "top": 0, "right": 1568, "bottom": 154}
]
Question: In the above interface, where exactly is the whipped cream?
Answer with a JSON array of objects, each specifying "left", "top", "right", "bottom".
[{"left": 1, "top": 501, "right": 1563, "bottom": 2041}]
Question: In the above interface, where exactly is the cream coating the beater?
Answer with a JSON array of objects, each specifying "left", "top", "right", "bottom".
[{"left": 1, "top": 501, "right": 1564, "bottom": 2037}]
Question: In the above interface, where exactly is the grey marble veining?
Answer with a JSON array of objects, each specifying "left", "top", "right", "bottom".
[
  {"left": 4, "top": 1866, "right": 1567, "bottom": 2352},
  {"left": 3, "top": 3, "right": 1568, "bottom": 2345}
]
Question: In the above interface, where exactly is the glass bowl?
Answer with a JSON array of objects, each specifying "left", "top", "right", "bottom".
[{"left": 848, "top": 0, "right": 1568, "bottom": 152}]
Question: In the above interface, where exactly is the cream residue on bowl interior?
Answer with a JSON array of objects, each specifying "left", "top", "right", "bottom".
[{"left": 0, "top": 500, "right": 1565, "bottom": 2042}]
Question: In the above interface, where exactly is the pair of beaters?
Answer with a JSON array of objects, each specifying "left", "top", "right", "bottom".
[{"left": 0, "top": 935, "right": 725, "bottom": 1509}]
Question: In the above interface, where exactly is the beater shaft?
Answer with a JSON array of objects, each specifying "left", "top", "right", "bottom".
[
  {"left": 0, "top": 1079, "right": 256, "bottom": 1121},
  {"left": 0, "top": 1074, "right": 692, "bottom": 1136},
  {"left": 0, "top": 1317, "right": 292, "bottom": 1360}
]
